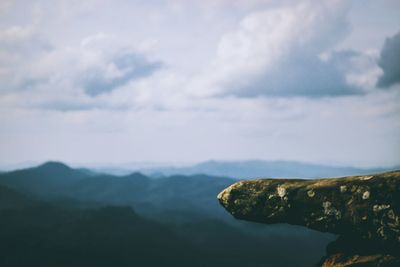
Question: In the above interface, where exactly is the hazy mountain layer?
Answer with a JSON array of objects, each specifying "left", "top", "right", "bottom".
[{"left": 140, "top": 160, "right": 396, "bottom": 179}]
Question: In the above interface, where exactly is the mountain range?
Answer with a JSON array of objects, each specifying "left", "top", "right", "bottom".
[
  {"left": 139, "top": 160, "right": 397, "bottom": 179},
  {"left": 0, "top": 161, "right": 363, "bottom": 266}
]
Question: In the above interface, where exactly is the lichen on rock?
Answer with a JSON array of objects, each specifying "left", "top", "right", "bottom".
[
  {"left": 217, "top": 170, "right": 400, "bottom": 266},
  {"left": 217, "top": 170, "right": 400, "bottom": 244}
]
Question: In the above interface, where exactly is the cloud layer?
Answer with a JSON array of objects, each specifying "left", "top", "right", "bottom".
[{"left": 0, "top": 0, "right": 399, "bottom": 167}]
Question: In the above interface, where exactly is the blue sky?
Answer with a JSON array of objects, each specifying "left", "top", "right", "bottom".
[{"left": 0, "top": 0, "right": 399, "bottom": 167}]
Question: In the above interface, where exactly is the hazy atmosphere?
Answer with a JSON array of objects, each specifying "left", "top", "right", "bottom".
[
  {"left": 1, "top": 2, "right": 400, "bottom": 267},
  {"left": 1, "top": 0, "right": 400, "bottom": 168}
]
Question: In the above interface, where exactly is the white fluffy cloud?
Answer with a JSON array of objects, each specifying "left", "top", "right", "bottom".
[{"left": 187, "top": 1, "right": 370, "bottom": 97}]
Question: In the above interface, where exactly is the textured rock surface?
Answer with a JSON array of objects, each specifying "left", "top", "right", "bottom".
[
  {"left": 320, "top": 253, "right": 399, "bottom": 267},
  {"left": 315, "top": 236, "right": 400, "bottom": 266},
  {"left": 218, "top": 171, "right": 400, "bottom": 244},
  {"left": 217, "top": 171, "right": 400, "bottom": 266}
]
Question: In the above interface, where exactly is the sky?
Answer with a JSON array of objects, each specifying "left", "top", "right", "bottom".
[{"left": 0, "top": 0, "right": 399, "bottom": 168}]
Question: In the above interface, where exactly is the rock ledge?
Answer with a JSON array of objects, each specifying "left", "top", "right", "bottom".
[{"left": 218, "top": 171, "right": 400, "bottom": 266}]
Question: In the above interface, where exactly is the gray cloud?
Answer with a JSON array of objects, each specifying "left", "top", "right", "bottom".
[
  {"left": 83, "top": 53, "right": 162, "bottom": 97},
  {"left": 39, "top": 100, "right": 130, "bottom": 112},
  {"left": 377, "top": 31, "right": 400, "bottom": 88},
  {"left": 220, "top": 51, "right": 362, "bottom": 98}
]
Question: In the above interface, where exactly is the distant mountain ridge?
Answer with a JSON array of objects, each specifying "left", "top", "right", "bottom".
[
  {"left": 0, "top": 161, "right": 88, "bottom": 197},
  {"left": 140, "top": 160, "right": 398, "bottom": 179},
  {"left": 3, "top": 160, "right": 397, "bottom": 179},
  {"left": 0, "top": 161, "right": 235, "bottom": 220}
]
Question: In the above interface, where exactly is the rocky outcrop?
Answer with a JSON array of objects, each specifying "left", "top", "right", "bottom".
[
  {"left": 316, "top": 235, "right": 400, "bottom": 266},
  {"left": 217, "top": 171, "right": 400, "bottom": 266},
  {"left": 319, "top": 253, "right": 399, "bottom": 267}
]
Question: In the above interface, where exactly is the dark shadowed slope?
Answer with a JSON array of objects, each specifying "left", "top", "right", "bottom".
[
  {"left": 0, "top": 206, "right": 199, "bottom": 267},
  {"left": 0, "top": 184, "right": 39, "bottom": 210},
  {"left": 0, "top": 178, "right": 333, "bottom": 267}
]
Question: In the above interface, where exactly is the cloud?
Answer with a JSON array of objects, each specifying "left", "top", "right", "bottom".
[
  {"left": 376, "top": 31, "right": 400, "bottom": 88},
  {"left": 223, "top": 51, "right": 362, "bottom": 98},
  {"left": 326, "top": 49, "right": 382, "bottom": 92},
  {"left": 187, "top": 1, "right": 374, "bottom": 98},
  {"left": 0, "top": 24, "right": 52, "bottom": 92},
  {"left": 0, "top": 29, "right": 163, "bottom": 110},
  {"left": 0, "top": 0, "right": 14, "bottom": 14},
  {"left": 82, "top": 52, "right": 162, "bottom": 97},
  {"left": 0, "top": 0, "right": 389, "bottom": 111}
]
